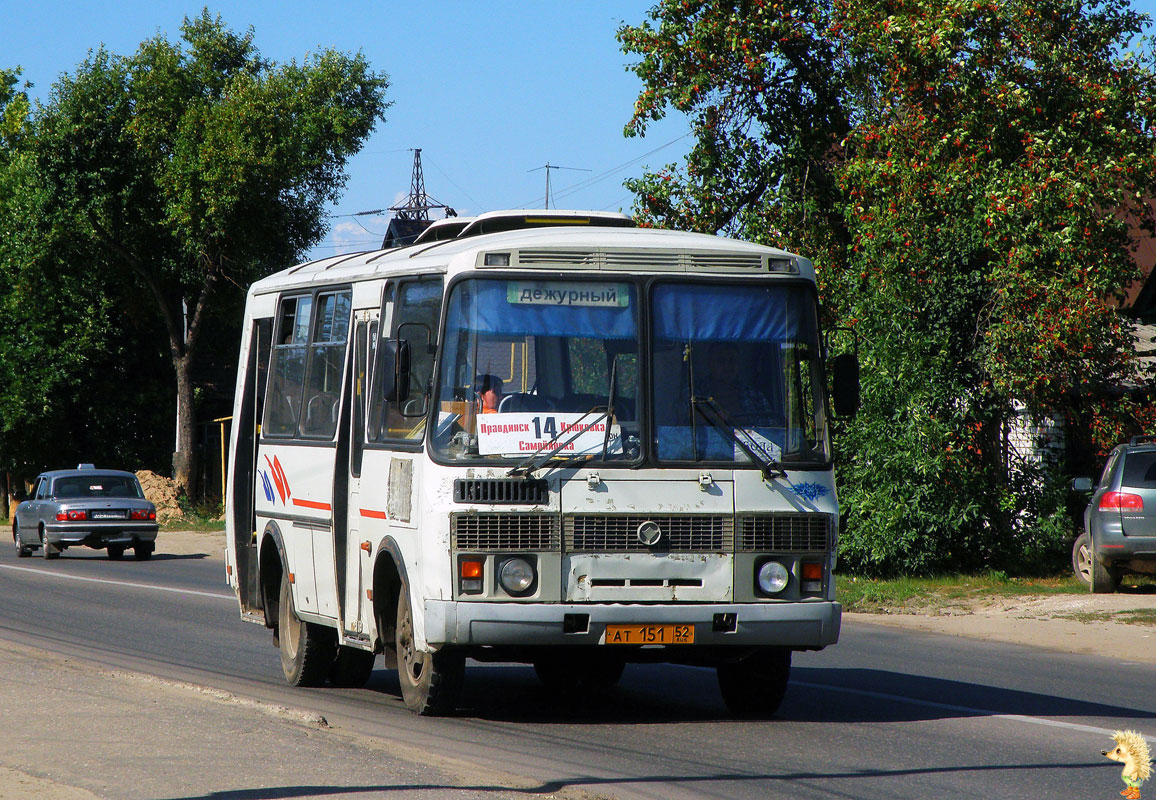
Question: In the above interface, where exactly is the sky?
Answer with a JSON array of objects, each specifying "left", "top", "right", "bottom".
[
  {"left": 3, "top": 1, "right": 691, "bottom": 262},
  {"left": 5, "top": 2, "right": 1156, "bottom": 263}
]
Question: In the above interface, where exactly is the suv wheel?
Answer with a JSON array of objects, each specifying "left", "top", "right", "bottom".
[
  {"left": 1074, "top": 531, "right": 1122, "bottom": 593},
  {"left": 1071, "top": 533, "right": 1094, "bottom": 588}
]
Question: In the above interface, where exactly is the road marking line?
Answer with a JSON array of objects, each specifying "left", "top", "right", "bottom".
[
  {"left": 794, "top": 680, "right": 1156, "bottom": 743},
  {"left": 0, "top": 563, "right": 233, "bottom": 600}
]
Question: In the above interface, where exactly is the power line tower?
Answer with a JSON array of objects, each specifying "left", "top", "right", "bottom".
[
  {"left": 382, "top": 149, "right": 455, "bottom": 248},
  {"left": 389, "top": 148, "right": 454, "bottom": 221}
]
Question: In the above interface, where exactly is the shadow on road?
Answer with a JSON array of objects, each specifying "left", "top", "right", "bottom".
[{"left": 353, "top": 661, "right": 1154, "bottom": 728}]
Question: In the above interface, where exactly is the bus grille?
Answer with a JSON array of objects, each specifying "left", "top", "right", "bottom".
[
  {"left": 564, "top": 515, "right": 734, "bottom": 552},
  {"left": 737, "top": 514, "right": 831, "bottom": 552},
  {"left": 453, "top": 478, "right": 548, "bottom": 505},
  {"left": 452, "top": 513, "right": 560, "bottom": 551}
]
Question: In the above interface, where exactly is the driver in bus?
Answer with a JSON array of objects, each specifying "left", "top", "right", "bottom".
[{"left": 476, "top": 374, "right": 503, "bottom": 415}]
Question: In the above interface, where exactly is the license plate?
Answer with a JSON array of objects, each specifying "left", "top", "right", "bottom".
[
  {"left": 604, "top": 624, "right": 695, "bottom": 645},
  {"left": 91, "top": 510, "right": 125, "bottom": 520}
]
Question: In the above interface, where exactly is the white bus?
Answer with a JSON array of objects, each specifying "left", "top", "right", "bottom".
[{"left": 224, "top": 210, "right": 859, "bottom": 716}]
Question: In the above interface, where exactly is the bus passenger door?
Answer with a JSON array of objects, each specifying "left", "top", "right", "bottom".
[
  {"left": 231, "top": 316, "right": 271, "bottom": 614},
  {"left": 341, "top": 315, "right": 377, "bottom": 637}
]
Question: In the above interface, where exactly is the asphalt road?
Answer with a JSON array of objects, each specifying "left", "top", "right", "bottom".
[{"left": 0, "top": 541, "right": 1151, "bottom": 800}]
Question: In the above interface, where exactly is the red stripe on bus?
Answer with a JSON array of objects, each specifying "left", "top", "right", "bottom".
[
  {"left": 292, "top": 498, "right": 332, "bottom": 511},
  {"left": 360, "top": 509, "right": 387, "bottom": 519}
]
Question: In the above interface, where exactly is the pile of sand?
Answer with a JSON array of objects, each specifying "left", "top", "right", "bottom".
[{"left": 135, "top": 470, "right": 185, "bottom": 524}]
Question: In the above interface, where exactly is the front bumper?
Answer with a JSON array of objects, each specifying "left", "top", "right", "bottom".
[
  {"left": 44, "top": 523, "right": 158, "bottom": 548},
  {"left": 425, "top": 599, "right": 841, "bottom": 649}
]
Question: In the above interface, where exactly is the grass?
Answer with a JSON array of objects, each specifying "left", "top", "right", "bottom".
[
  {"left": 161, "top": 515, "right": 225, "bottom": 533},
  {"left": 1057, "top": 608, "right": 1156, "bottom": 626},
  {"left": 836, "top": 571, "right": 1087, "bottom": 614},
  {"left": 837, "top": 570, "right": 1156, "bottom": 614}
]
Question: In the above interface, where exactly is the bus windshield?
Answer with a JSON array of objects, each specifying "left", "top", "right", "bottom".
[
  {"left": 433, "top": 278, "right": 641, "bottom": 463},
  {"left": 431, "top": 277, "right": 828, "bottom": 468},
  {"left": 651, "top": 282, "right": 828, "bottom": 466}
]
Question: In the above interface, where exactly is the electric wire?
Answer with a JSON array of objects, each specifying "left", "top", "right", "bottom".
[{"left": 511, "top": 132, "right": 690, "bottom": 208}]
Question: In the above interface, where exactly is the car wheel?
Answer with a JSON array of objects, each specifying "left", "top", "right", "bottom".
[
  {"left": 330, "top": 646, "right": 376, "bottom": 688},
  {"left": 107, "top": 545, "right": 125, "bottom": 560},
  {"left": 717, "top": 648, "right": 792, "bottom": 717},
  {"left": 277, "top": 572, "right": 335, "bottom": 687},
  {"left": 395, "top": 581, "right": 463, "bottom": 715},
  {"left": 13, "top": 523, "right": 31, "bottom": 558},
  {"left": 40, "top": 528, "right": 60, "bottom": 560},
  {"left": 1071, "top": 533, "right": 1093, "bottom": 588},
  {"left": 133, "top": 542, "right": 154, "bottom": 561}
]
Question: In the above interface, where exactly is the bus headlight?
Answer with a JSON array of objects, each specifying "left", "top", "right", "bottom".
[
  {"left": 757, "top": 561, "right": 789, "bottom": 595},
  {"left": 498, "top": 557, "right": 536, "bottom": 596}
]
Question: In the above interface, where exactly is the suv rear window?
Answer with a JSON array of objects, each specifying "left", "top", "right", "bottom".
[{"left": 1121, "top": 451, "right": 1156, "bottom": 488}]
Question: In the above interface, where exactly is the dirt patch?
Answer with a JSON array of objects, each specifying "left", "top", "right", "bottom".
[
  {"left": 136, "top": 469, "right": 185, "bottom": 524},
  {"left": 849, "top": 586, "right": 1156, "bottom": 663}
]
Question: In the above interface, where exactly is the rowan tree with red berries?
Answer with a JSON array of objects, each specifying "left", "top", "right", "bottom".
[{"left": 620, "top": 0, "right": 1156, "bottom": 574}]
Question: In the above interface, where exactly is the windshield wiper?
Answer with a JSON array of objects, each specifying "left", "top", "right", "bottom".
[
  {"left": 507, "top": 406, "right": 609, "bottom": 477},
  {"left": 691, "top": 396, "right": 786, "bottom": 481}
]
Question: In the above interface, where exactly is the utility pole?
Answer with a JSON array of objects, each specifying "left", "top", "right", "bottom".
[{"left": 528, "top": 163, "right": 591, "bottom": 209}]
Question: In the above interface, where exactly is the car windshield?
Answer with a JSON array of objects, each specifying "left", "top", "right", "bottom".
[
  {"left": 651, "top": 282, "right": 829, "bottom": 466},
  {"left": 432, "top": 278, "right": 640, "bottom": 463},
  {"left": 53, "top": 475, "right": 143, "bottom": 499}
]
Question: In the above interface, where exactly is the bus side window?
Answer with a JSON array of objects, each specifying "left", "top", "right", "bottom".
[
  {"left": 378, "top": 277, "right": 442, "bottom": 441},
  {"left": 300, "top": 291, "right": 351, "bottom": 438},
  {"left": 264, "top": 295, "right": 312, "bottom": 436}
]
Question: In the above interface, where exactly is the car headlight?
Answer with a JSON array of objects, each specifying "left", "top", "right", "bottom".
[
  {"left": 757, "top": 560, "right": 790, "bottom": 595},
  {"left": 498, "top": 557, "right": 535, "bottom": 595}
]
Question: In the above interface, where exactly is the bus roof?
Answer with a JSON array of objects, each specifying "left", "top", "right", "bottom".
[{"left": 249, "top": 211, "right": 813, "bottom": 296}]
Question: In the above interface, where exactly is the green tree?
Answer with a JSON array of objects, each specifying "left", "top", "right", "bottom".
[
  {"left": 0, "top": 69, "right": 174, "bottom": 495},
  {"left": 621, "top": 0, "right": 1156, "bottom": 574},
  {"left": 31, "top": 11, "right": 389, "bottom": 493}
]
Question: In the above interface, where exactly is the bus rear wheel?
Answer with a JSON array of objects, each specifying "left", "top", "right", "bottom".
[
  {"left": 717, "top": 649, "right": 791, "bottom": 717},
  {"left": 395, "top": 582, "right": 463, "bottom": 715},
  {"left": 278, "top": 573, "right": 336, "bottom": 687}
]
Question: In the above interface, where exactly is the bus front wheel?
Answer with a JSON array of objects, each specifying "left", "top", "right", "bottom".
[
  {"left": 717, "top": 649, "right": 791, "bottom": 717},
  {"left": 278, "top": 573, "right": 336, "bottom": 687},
  {"left": 395, "top": 582, "right": 463, "bottom": 715}
]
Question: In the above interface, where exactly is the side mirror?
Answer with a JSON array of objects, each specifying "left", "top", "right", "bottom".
[
  {"left": 12, "top": 490, "right": 27, "bottom": 502},
  {"left": 829, "top": 353, "right": 860, "bottom": 418},
  {"left": 1072, "top": 477, "right": 1093, "bottom": 493},
  {"left": 378, "top": 338, "right": 411, "bottom": 403}
]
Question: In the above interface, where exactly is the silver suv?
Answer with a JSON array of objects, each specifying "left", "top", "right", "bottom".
[{"left": 1073, "top": 437, "right": 1156, "bottom": 592}]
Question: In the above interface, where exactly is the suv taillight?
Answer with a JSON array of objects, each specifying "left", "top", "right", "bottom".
[{"left": 1100, "top": 491, "right": 1144, "bottom": 511}]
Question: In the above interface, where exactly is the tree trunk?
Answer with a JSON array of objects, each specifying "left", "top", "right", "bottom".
[{"left": 172, "top": 352, "right": 197, "bottom": 499}]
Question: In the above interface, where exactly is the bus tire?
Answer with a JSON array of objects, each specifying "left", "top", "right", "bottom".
[
  {"left": 395, "top": 582, "right": 463, "bottom": 715},
  {"left": 330, "top": 646, "right": 376, "bottom": 688},
  {"left": 278, "top": 573, "right": 336, "bottom": 687},
  {"left": 717, "top": 649, "right": 791, "bottom": 717}
]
